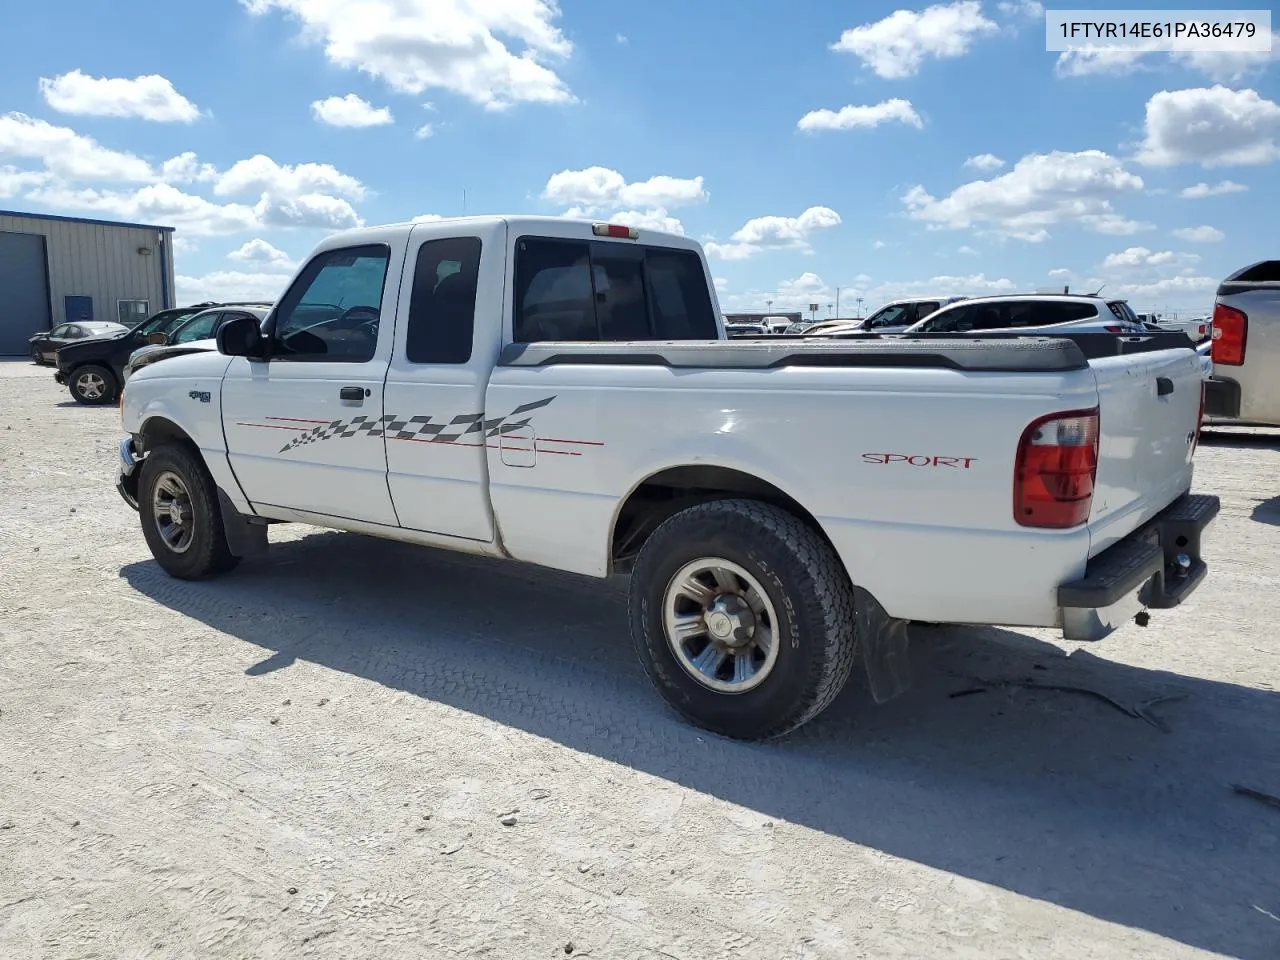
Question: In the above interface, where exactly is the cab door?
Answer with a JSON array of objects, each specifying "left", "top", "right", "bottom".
[{"left": 221, "top": 241, "right": 404, "bottom": 527}]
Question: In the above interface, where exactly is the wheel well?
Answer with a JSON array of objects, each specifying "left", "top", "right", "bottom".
[
  {"left": 137, "top": 417, "right": 199, "bottom": 459},
  {"left": 610, "top": 465, "right": 831, "bottom": 572}
]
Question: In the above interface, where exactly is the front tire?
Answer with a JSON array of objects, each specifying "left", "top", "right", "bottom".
[
  {"left": 68, "top": 364, "right": 117, "bottom": 405},
  {"left": 31, "top": 346, "right": 44, "bottom": 365},
  {"left": 138, "top": 444, "right": 240, "bottom": 580},
  {"left": 628, "top": 499, "right": 859, "bottom": 740}
]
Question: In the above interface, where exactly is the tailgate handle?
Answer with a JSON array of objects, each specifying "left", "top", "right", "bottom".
[{"left": 1156, "top": 377, "right": 1174, "bottom": 396}]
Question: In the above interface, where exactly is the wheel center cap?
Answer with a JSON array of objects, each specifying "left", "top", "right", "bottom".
[
  {"left": 705, "top": 595, "right": 755, "bottom": 646},
  {"left": 169, "top": 503, "right": 187, "bottom": 525}
]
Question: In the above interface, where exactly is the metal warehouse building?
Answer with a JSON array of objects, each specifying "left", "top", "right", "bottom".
[{"left": 0, "top": 209, "right": 177, "bottom": 356}]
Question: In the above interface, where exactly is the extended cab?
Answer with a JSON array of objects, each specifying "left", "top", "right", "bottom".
[{"left": 115, "top": 216, "right": 1218, "bottom": 740}]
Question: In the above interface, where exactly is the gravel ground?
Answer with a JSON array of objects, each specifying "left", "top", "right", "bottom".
[{"left": 2, "top": 357, "right": 1278, "bottom": 960}]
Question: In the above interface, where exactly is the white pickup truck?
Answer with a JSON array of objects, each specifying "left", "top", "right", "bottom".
[{"left": 115, "top": 215, "right": 1218, "bottom": 740}]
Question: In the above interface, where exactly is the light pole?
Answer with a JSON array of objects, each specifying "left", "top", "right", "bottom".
[
  {"left": 855, "top": 296, "right": 864, "bottom": 317},
  {"left": 835, "top": 286, "right": 841, "bottom": 317}
]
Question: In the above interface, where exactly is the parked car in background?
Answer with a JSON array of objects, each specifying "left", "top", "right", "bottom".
[
  {"left": 1205, "top": 259, "right": 1280, "bottom": 426},
  {"left": 760, "top": 315, "right": 793, "bottom": 334},
  {"left": 807, "top": 297, "right": 968, "bottom": 337},
  {"left": 124, "top": 305, "right": 271, "bottom": 381},
  {"left": 784, "top": 321, "right": 816, "bottom": 334},
  {"left": 1144, "top": 315, "right": 1212, "bottom": 343},
  {"left": 725, "top": 321, "right": 768, "bottom": 337},
  {"left": 55, "top": 301, "right": 268, "bottom": 405},
  {"left": 29, "top": 321, "right": 128, "bottom": 364},
  {"left": 902, "top": 294, "right": 1147, "bottom": 336}
]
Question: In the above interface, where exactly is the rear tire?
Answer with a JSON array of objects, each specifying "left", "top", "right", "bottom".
[
  {"left": 628, "top": 498, "right": 859, "bottom": 740},
  {"left": 69, "top": 364, "right": 117, "bottom": 405},
  {"left": 138, "top": 444, "right": 240, "bottom": 580}
]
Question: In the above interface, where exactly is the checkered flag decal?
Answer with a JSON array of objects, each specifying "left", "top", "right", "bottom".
[{"left": 277, "top": 395, "right": 556, "bottom": 453}]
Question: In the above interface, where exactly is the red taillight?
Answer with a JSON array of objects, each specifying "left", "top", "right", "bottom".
[
  {"left": 1211, "top": 303, "right": 1247, "bottom": 365},
  {"left": 1104, "top": 324, "right": 1125, "bottom": 333},
  {"left": 591, "top": 222, "right": 639, "bottom": 240},
  {"left": 1014, "top": 408, "right": 1100, "bottom": 529}
]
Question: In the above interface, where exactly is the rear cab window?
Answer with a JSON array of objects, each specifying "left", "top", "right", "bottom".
[{"left": 513, "top": 237, "right": 718, "bottom": 342}]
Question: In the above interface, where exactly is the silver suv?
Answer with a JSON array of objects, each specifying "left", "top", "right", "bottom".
[{"left": 904, "top": 294, "right": 1147, "bottom": 335}]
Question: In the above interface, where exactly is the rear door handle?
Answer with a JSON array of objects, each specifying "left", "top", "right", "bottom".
[
  {"left": 339, "top": 386, "right": 366, "bottom": 401},
  {"left": 1156, "top": 377, "right": 1174, "bottom": 396}
]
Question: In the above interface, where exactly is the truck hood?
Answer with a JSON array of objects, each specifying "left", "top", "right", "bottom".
[{"left": 125, "top": 339, "right": 221, "bottom": 380}]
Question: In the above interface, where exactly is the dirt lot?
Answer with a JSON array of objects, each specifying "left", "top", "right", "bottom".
[{"left": 1, "top": 358, "right": 1278, "bottom": 960}]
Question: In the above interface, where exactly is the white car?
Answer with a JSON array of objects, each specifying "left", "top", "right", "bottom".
[
  {"left": 904, "top": 294, "right": 1148, "bottom": 336},
  {"left": 804, "top": 297, "right": 967, "bottom": 337},
  {"left": 114, "top": 215, "right": 1217, "bottom": 740}
]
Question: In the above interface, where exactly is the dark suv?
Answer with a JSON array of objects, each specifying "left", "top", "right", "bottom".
[{"left": 55, "top": 302, "right": 265, "bottom": 404}]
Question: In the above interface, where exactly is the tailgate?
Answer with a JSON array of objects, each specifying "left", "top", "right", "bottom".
[{"left": 1087, "top": 348, "right": 1204, "bottom": 556}]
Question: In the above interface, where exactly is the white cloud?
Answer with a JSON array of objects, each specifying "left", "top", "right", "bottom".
[
  {"left": 414, "top": 123, "right": 435, "bottom": 139},
  {"left": 1102, "top": 246, "right": 1200, "bottom": 271},
  {"left": 797, "top": 98, "right": 923, "bottom": 132},
  {"left": 872, "top": 240, "right": 888, "bottom": 249},
  {"left": 615, "top": 33, "right": 628, "bottom": 45},
  {"left": 170, "top": 235, "right": 199, "bottom": 256},
  {"left": 1180, "top": 179, "right": 1248, "bottom": 198},
  {"left": 176, "top": 269, "right": 293, "bottom": 304},
  {"left": 24, "top": 181, "right": 361, "bottom": 235},
  {"left": 1172, "top": 225, "right": 1225, "bottom": 242},
  {"left": 0, "top": 112, "right": 154, "bottom": 182},
  {"left": 704, "top": 207, "right": 841, "bottom": 260},
  {"left": 0, "top": 165, "right": 49, "bottom": 199},
  {"left": 228, "top": 238, "right": 296, "bottom": 269},
  {"left": 26, "top": 183, "right": 263, "bottom": 234},
  {"left": 903, "top": 149, "right": 1146, "bottom": 241},
  {"left": 212, "top": 154, "right": 366, "bottom": 200},
  {"left": 1137, "top": 86, "right": 1280, "bottom": 167},
  {"left": 1171, "top": 34, "right": 1280, "bottom": 82},
  {"left": 38, "top": 69, "right": 201, "bottom": 123},
  {"left": 1048, "top": 267, "right": 1072, "bottom": 277},
  {"left": 542, "top": 165, "right": 707, "bottom": 211},
  {"left": 964, "top": 153, "right": 1004, "bottom": 171},
  {"left": 1055, "top": 46, "right": 1150, "bottom": 78},
  {"left": 957, "top": 245, "right": 978, "bottom": 255},
  {"left": 997, "top": 0, "right": 1043, "bottom": 18},
  {"left": 831, "top": 1, "right": 999, "bottom": 79},
  {"left": 241, "top": 0, "right": 575, "bottom": 110},
  {"left": 411, "top": 213, "right": 445, "bottom": 223},
  {"left": 311, "top": 94, "right": 394, "bottom": 128}
]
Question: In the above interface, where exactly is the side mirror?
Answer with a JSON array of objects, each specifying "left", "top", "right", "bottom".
[
  {"left": 147, "top": 332, "right": 167, "bottom": 345},
  {"left": 216, "top": 314, "right": 266, "bottom": 359}
]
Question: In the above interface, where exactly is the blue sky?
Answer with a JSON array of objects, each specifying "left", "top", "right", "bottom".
[{"left": 1, "top": 0, "right": 1277, "bottom": 318}]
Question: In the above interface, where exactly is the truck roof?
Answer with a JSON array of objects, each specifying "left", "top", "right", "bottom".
[{"left": 314, "top": 215, "right": 697, "bottom": 252}]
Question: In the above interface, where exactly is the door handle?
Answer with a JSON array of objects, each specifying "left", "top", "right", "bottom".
[
  {"left": 1156, "top": 377, "right": 1174, "bottom": 396},
  {"left": 339, "top": 386, "right": 366, "bottom": 401}
]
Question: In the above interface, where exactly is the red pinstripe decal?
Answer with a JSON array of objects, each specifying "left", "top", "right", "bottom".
[
  {"left": 265, "top": 415, "right": 333, "bottom": 424},
  {"left": 236, "top": 422, "right": 310, "bottom": 431},
  {"left": 387, "top": 434, "right": 582, "bottom": 456},
  {"left": 537, "top": 437, "right": 606, "bottom": 447}
]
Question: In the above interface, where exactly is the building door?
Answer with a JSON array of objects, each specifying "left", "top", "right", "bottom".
[
  {"left": 64, "top": 295, "right": 94, "bottom": 323},
  {"left": 0, "top": 231, "right": 52, "bottom": 355}
]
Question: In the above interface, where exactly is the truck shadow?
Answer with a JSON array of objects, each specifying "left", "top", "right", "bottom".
[
  {"left": 1200, "top": 428, "right": 1280, "bottom": 450},
  {"left": 1252, "top": 495, "right": 1280, "bottom": 526},
  {"left": 121, "top": 533, "right": 1280, "bottom": 960}
]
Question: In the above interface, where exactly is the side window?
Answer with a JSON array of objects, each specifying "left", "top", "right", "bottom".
[
  {"left": 272, "top": 244, "right": 390, "bottom": 362},
  {"left": 968, "top": 305, "right": 1007, "bottom": 330},
  {"left": 923, "top": 304, "right": 981, "bottom": 332},
  {"left": 868, "top": 305, "right": 908, "bottom": 329},
  {"left": 66, "top": 325, "right": 85, "bottom": 338},
  {"left": 1005, "top": 303, "right": 1040, "bottom": 328},
  {"left": 514, "top": 239, "right": 595, "bottom": 343},
  {"left": 915, "top": 301, "right": 941, "bottom": 321},
  {"left": 406, "top": 236, "right": 481, "bottom": 364},
  {"left": 174, "top": 311, "right": 222, "bottom": 343},
  {"left": 644, "top": 249, "right": 718, "bottom": 339},
  {"left": 50, "top": 324, "right": 71, "bottom": 338}
]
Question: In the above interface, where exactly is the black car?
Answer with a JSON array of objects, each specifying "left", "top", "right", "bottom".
[
  {"left": 54, "top": 301, "right": 268, "bottom": 405},
  {"left": 29, "top": 321, "right": 129, "bottom": 364},
  {"left": 123, "top": 305, "right": 271, "bottom": 381}
]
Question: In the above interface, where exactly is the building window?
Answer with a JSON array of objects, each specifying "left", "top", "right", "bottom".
[{"left": 117, "top": 299, "right": 150, "bottom": 326}]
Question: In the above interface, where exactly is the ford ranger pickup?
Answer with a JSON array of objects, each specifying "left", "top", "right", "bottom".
[{"left": 114, "top": 215, "right": 1219, "bottom": 740}]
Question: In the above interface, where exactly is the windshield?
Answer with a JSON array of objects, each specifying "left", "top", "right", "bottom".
[{"left": 133, "top": 310, "right": 196, "bottom": 335}]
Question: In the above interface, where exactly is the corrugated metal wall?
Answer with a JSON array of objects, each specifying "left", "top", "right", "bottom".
[{"left": 0, "top": 213, "right": 175, "bottom": 329}]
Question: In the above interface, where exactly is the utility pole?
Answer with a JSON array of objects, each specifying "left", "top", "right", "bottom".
[
  {"left": 462, "top": 188, "right": 467, "bottom": 214},
  {"left": 855, "top": 296, "right": 864, "bottom": 317},
  {"left": 835, "top": 286, "right": 841, "bottom": 317}
]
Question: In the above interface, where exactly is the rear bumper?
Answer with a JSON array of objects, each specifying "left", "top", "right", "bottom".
[
  {"left": 1203, "top": 376, "right": 1241, "bottom": 419},
  {"left": 116, "top": 436, "right": 142, "bottom": 511},
  {"left": 1057, "top": 492, "right": 1219, "bottom": 641}
]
